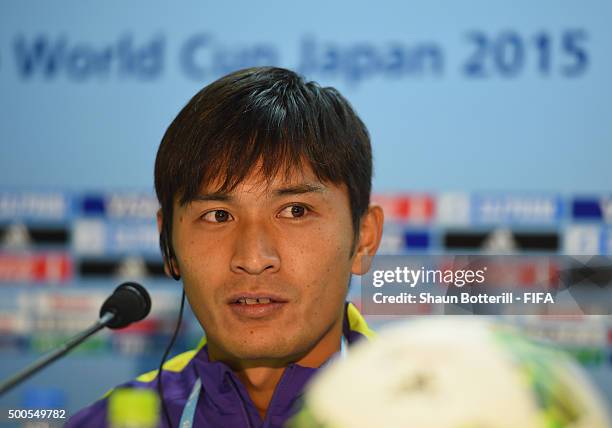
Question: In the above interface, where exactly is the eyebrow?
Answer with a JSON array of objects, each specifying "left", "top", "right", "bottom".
[
  {"left": 192, "top": 183, "right": 327, "bottom": 202},
  {"left": 274, "top": 183, "right": 327, "bottom": 196}
]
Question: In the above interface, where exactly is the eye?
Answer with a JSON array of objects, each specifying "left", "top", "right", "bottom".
[
  {"left": 278, "top": 204, "right": 309, "bottom": 219},
  {"left": 201, "top": 210, "right": 234, "bottom": 223}
]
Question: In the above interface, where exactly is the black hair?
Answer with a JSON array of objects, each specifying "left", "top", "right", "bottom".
[{"left": 154, "top": 66, "right": 372, "bottom": 276}]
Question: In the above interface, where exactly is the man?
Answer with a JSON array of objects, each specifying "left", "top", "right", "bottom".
[{"left": 67, "top": 66, "right": 384, "bottom": 427}]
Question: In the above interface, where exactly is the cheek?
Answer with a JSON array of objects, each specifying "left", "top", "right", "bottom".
[
  {"left": 174, "top": 232, "right": 229, "bottom": 307},
  {"left": 287, "top": 221, "right": 353, "bottom": 267},
  {"left": 174, "top": 220, "right": 227, "bottom": 271},
  {"left": 282, "top": 224, "right": 353, "bottom": 299}
]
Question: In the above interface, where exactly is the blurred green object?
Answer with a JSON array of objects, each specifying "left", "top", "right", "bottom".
[
  {"left": 108, "top": 387, "right": 159, "bottom": 428},
  {"left": 288, "top": 318, "right": 611, "bottom": 428}
]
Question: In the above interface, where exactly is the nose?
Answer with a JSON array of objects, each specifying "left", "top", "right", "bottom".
[{"left": 230, "top": 220, "right": 280, "bottom": 275}]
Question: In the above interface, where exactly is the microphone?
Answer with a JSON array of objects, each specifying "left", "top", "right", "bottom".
[
  {"left": 101, "top": 282, "right": 152, "bottom": 329},
  {"left": 0, "top": 282, "right": 151, "bottom": 396}
]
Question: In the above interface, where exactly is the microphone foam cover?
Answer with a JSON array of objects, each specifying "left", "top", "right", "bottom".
[{"left": 100, "top": 282, "right": 152, "bottom": 329}]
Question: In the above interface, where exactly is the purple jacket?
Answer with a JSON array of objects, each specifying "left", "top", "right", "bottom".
[{"left": 66, "top": 302, "right": 374, "bottom": 428}]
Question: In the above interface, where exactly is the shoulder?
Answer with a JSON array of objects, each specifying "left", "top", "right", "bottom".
[
  {"left": 345, "top": 301, "right": 376, "bottom": 342},
  {"left": 134, "top": 347, "right": 200, "bottom": 384},
  {"left": 65, "top": 341, "right": 207, "bottom": 428}
]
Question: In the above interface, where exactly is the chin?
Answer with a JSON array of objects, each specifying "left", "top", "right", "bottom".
[{"left": 229, "top": 339, "right": 295, "bottom": 361}]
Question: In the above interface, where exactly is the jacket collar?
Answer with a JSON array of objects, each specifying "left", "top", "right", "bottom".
[
  {"left": 193, "top": 301, "right": 374, "bottom": 352},
  {"left": 189, "top": 302, "right": 373, "bottom": 425}
]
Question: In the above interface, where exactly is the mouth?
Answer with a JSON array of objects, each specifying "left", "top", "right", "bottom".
[
  {"left": 231, "top": 297, "right": 283, "bottom": 305},
  {"left": 226, "top": 293, "right": 289, "bottom": 305},
  {"left": 226, "top": 293, "right": 289, "bottom": 319}
]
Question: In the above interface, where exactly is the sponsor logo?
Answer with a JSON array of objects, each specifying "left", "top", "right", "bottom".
[
  {"left": 603, "top": 228, "right": 612, "bottom": 255},
  {"left": 564, "top": 226, "right": 601, "bottom": 254},
  {"left": 106, "top": 194, "right": 158, "bottom": 219},
  {"left": 0, "top": 313, "right": 24, "bottom": 335},
  {"left": 0, "top": 252, "right": 72, "bottom": 282},
  {"left": 377, "top": 227, "right": 405, "bottom": 254},
  {"left": 437, "top": 194, "right": 562, "bottom": 226},
  {"left": 436, "top": 193, "right": 470, "bottom": 225},
  {"left": 81, "top": 195, "right": 106, "bottom": 216},
  {"left": 472, "top": 195, "right": 562, "bottom": 225},
  {"left": 80, "top": 194, "right": 158, "bottom": 219},
  {"left": 0, "top": 192, "right": 67, "bottom": 221},
  {"left": 73, "top": 220, "right": 158, "bottom": 255},
  {"left": 78, "top": 256, "right": 165, "bottom": 279},
  {"left": 0, "top": 225, "right": 69, "bottom": 247},
  {"left": 403, "top": 231, "right": 430, "bottom": 250},
  {"left": 444, "top": 230, "right": 559, "bottom": 252},
  {"left": 572, "top": 197, "right": 612, "bottom": 222},
  {"left": 372, "top": 194, "right": 434, "bottom": 223}
]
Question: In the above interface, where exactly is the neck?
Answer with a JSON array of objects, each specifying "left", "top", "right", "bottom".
[{"left": 208, "top": 311, "right": 345, "bottom": 421}]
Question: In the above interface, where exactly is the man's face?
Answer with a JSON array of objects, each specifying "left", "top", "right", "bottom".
[{"left": 169, "top": 163, "right": 357, "bottom": 362}]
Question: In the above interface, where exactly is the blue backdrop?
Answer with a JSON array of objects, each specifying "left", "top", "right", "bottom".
[
  {"left": 0, "top": 0, "right": 611, "bottom": 423},
  {"left": 1, "top": 0, "right": 611, "bottom": 192}
]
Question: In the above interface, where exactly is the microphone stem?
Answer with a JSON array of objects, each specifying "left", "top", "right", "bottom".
[{"left": 0, "top": 312, "right": 116, "bottom": 397}]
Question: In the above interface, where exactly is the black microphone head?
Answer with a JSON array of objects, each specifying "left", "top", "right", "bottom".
[{"left": 100, "top": 282, "right": 151, "bottom": 329}]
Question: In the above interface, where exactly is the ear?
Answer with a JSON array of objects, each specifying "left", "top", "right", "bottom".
[
  {"left": 351, "top": 204, "right": 384, "bottom": 275},
  {"left": 157, "top": 209, "right": 180, "bottom": 278}
]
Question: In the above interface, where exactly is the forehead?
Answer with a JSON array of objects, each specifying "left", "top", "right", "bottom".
[{"left": 198, "top": 159, "right": 342, "bottom": 197}]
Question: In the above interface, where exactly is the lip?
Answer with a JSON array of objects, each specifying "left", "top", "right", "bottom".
[
  {"left": 226, "top": 291, "right": 289, "bottom": 320},
  {"left": 225, "top": 292, "right": 289, "bottom": 305}
]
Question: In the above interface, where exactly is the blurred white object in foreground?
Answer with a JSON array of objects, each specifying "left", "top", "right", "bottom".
[{"left": 289, "top": 318, "right": 611, "bottom": 428}]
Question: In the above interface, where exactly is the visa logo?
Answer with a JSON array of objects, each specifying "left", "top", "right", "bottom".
[
  {"left": 13, "top": 34, "right": 164, "bottom": 80},
  {"left": 572, "top": 198, "right": 612, "bottom": 222},
  {"left": 81, "top": 194, "right": 158, "bottom": 218},
  {"left": 404, "top": 231, "right": 430, "bottom": 249},
  {"left": 81, "top": 195, "right": 106, "bottom": 216}
]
